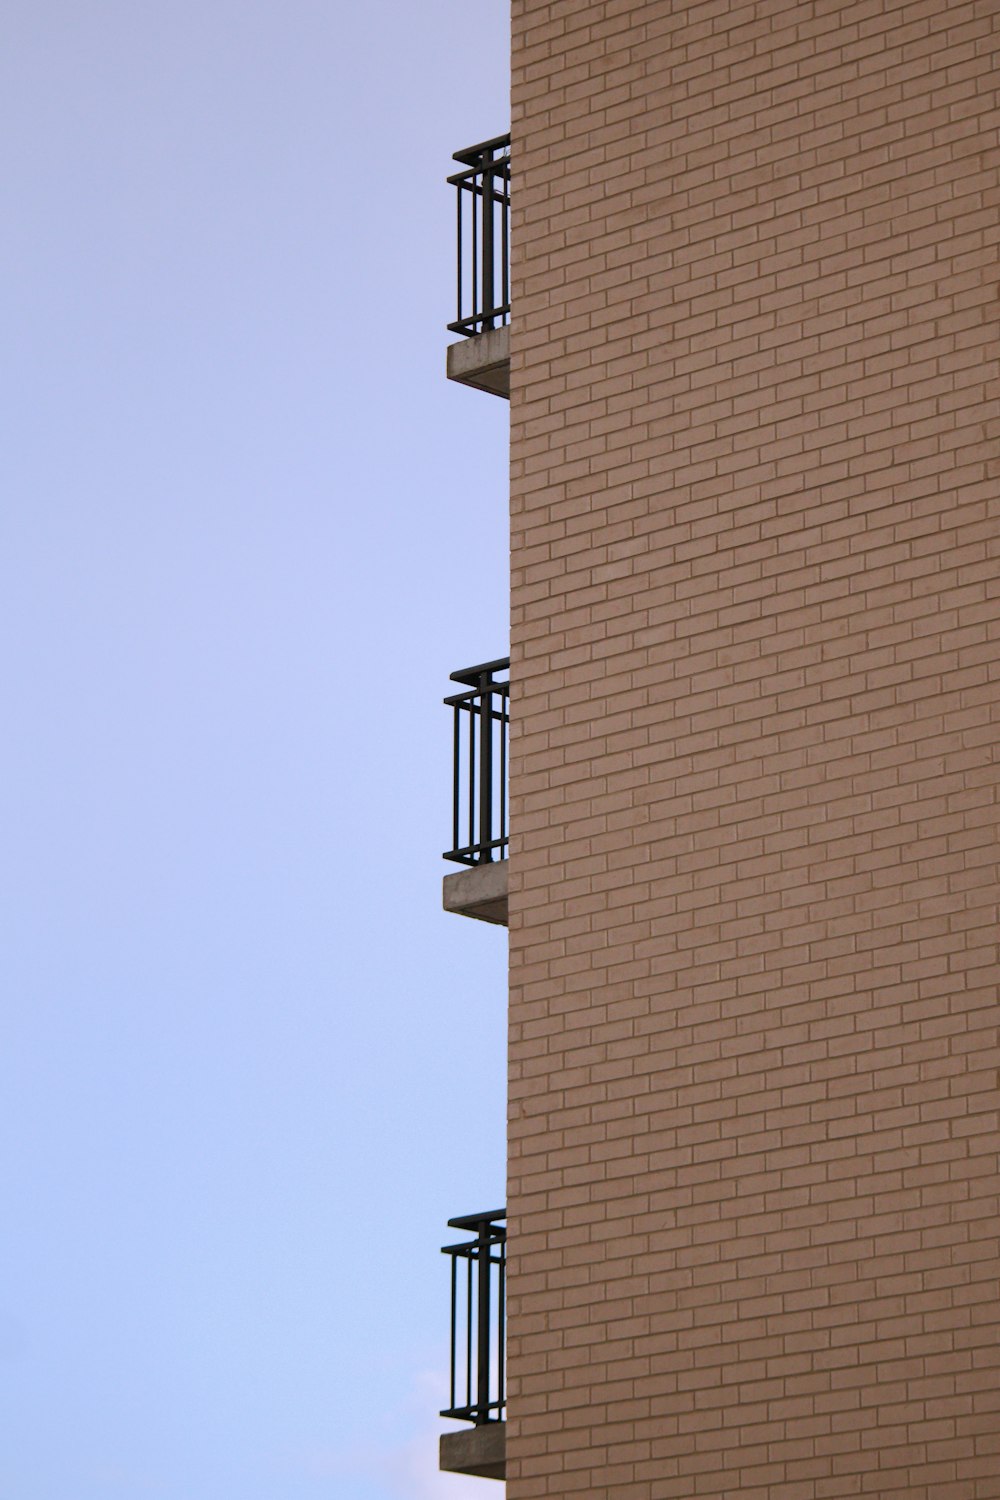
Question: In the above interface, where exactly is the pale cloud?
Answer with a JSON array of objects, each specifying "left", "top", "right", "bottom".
[
  {"left": 292, "top": 1368, "right": 489, "bottom": 1499},
  {"left": 88, "top": 1463, "right": 167, "bottom": 1494},
  {"left": 0, "top": 1311, "right": 27, "bottom": 1360},
  {"left": 381, "top": 1420, "right": 493, "bottom": 1500}
]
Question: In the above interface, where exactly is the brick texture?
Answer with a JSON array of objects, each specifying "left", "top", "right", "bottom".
[{"left": 506, "top": 1, "right": 1000, "bottom": 1496}]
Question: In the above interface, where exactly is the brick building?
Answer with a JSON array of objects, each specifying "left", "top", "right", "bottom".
[{"left": 440, "top": 2, "right": 999, "bottom": 1496}]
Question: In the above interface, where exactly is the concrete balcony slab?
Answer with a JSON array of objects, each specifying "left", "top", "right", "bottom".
[
  {"left": 443, "top": 861, "right": 508, "bottom": 926},
  {"left": 440, "top": 1422, "right": 505, "bottom": 1481},
  {"left": 446, "top": 326, "right": 509, "bottom": 398}
]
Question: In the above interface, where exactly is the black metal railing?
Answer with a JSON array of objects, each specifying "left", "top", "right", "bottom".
[
  {"left": 444, "top": 658, "right": 510, "bottom": 866},
  {"left": 442, "top": 1210, "right": 506, "bottom": 1426},
  {"left": 448, "top": 134, "right": 511, "bottom": 337}
]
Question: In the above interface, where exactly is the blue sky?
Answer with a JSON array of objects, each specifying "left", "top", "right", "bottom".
[{"left": 0, "top": 4, "right": 509, "bottom": 1496}]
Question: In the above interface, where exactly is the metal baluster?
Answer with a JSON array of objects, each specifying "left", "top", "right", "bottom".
[
  {"left": 481, "top": 149, "right": 495, "bottom": 331},
  {"left": 476, "top": 1220, "right": 491, "bottom": 1422},
  {"left": 498, "top": 1233, "right": 506, "bottom": 1416},
  {"left": 465, "top": 1254, "right": 473, "bottom": 1414},
  {"left": 456, "top": 178, "right": 463, "bottom": 330},
  {"left": 452, "top": 704, "right": 460, "bottom": 860},
  {"left": 449, "top": 1253, "right": 457, "bottom": 1413},
  {"left": 501, "top": 157, "right": 509, "bottom": 323},
  {"left": 470, "top": 171, "right": 478, "bottom": 332},
  {"left": 499, "top": 688, "right": 507, "bottom": 856},
  {"left": 478, "top": 671, "right": 493, "bottom": 862},
  {"left": 468, "top": 701, "right": 476, "bottom": 861}
]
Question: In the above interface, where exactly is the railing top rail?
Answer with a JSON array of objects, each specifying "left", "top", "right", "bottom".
[
  {"left": 451, "top": 133, "right": 511, "bottom": 166},
  {"left": 443, "top": 694, "right": 509, "bottom": 716},
  {"left": 447, "top": 163, "right": 511, "bottom": 191},
  {"left": 447, "top": 308, "right": 511, "bottom": 337},
  {"left": 442, "top": 1239, "right": 506, "bottom": 1258},
  {"left": 449, "top": 657, "right": 510, "bottom": 688},
  {"left": 446, "top": 1208, "right": 507, "bottom": 1231}
]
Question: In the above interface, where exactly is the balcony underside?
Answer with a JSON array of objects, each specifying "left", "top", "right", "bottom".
[
  {"left": 443, "top": 862, "right": 508, "bottom": 926},
  {"left": 446, "top": 326, "right": 509, "bottom": 398},
  {"left": 440, "top": 1422, "right": 506, "bottom": 1481}
]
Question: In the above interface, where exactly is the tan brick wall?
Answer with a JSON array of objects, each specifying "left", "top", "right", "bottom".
[{"left": 506, "top": 1, "right": 1000, "bottom": 1496}]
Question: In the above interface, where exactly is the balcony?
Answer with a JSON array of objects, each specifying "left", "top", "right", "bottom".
[
  {"left": 446, "top": 135, "right": 510, "bottom": 400},
  {"left": 442, "top": 659, "right": 509, "bottom": 926},
  {"left": 439, "top": 1210, "right": 507, "bottom": 1482}
]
